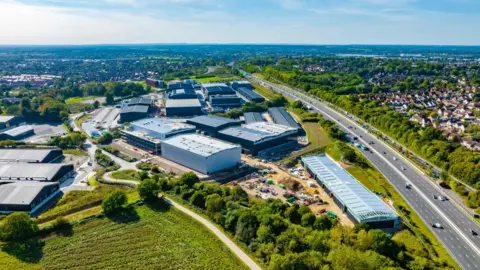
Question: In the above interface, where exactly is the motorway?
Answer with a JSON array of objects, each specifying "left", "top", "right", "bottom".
[{"left": 247, "top": 74, "right": 480, "bottom": 269}]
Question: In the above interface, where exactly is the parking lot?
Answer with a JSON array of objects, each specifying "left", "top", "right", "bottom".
[
  {"left": 92, "top": 107, "right": 120, "bottom": 130},
  {"left": 22, "top": 122, "right": 68, "bottom": 144}
]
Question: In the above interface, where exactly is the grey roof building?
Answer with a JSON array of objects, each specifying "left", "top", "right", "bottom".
[
  {"left": 0, "top": 181, "right": 60, "bottom": 213},
  {"left": 120, "top": 105, "right": 149, "bottom": 123},
  {"left": 268, "top": 107, "right": 303, "bottom": 134},
  {"left": 302, "top": 154, "right": 400, "bottom": 229},
  {"left": 202, "top": 83, "right": 235, "bottom": 98},
  {"left": 186, "top": 115, "right": 241, "bottom": 136},
  {"left": 231, "top": 81, "right": 252, "bottom": 90},
  {"left": 0, "top": 115, "right": 26, "bottom": 132},
  {"left": 244, "top": 112, "right": 265, "bottom": 124},
  {"left": 0, "top": 163, "right": 74, "bottom": 182},
  {"left": 0, "top": 148, "right": 63, "bottom": 163},
  {"left": 165, "top": 99, "right": 203, "bottom": 117},
  {"left": 235, "top": 87, "right": 265, "bottom": 103},
  {"left": 0, "top": 125, "right": 35, "bottom": 140},
  {"left": 168, "top": 88, "right": 198, "bottom": 100}
]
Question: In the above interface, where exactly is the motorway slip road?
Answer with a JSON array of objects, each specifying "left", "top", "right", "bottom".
[{"left": 250, "top": 74, "right": 480, "bottom": 269}]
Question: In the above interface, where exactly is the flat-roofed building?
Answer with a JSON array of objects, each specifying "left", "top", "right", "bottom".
[
  {"left": 165, "top": 99, "right": 203, "bottom": 117},
  {"left": 127, "top": 97, "right": 154, "bottom": 112},
  {"left": 120, "top": 105, "right": 149, "bottom": 123},
  {"left": 168, "top": 88, "right": 198, "bottom": 100},
  {"left": 0, "top": 163, "right": 74, "bottom": 182},
  {"left": 302, "top": 154, "right": 400, "bottom": 229},
  {"left": 268, "top": 107, "right": 303, "bottom": 134},
  {"left": 167, "top": 81, "right": 194, "bottom": 92},
  {"left": 218, "top": 122, "right": 297, "bottom": 155},
  {"left": 202, "top": 83, "right": 235, "bottom": 98},
  {"left": 209, "top": 95, "right": 242, "bottom": 108},
  {"left": 0, "top": 181, "right": 60, "bottom": 213},
  {"left": 162, "top": 134, "right": 241, "bottom": 174},
  {"left": 243, "top": 112, "right": 265, "bottom": 124},
  {"left": 186, "top": 115, "right": 241, "bottom": 137},
  {"left": 0, "top": 148, "right": 63, "bottom": 163},
  {"left": 231, "top": 80, "right": 252, "bottom": 90},
  {"left": 0, "top": 125, "right": 34, "bottom": 140},
  {"left": 0, "top": 115, "right": 25, "bottom": 131},
  {"left": 235, "top": 87, "right": 265, "bottom": 103},
  {"left": 121, "top": 118, "right": 196, "bottom": 154}
]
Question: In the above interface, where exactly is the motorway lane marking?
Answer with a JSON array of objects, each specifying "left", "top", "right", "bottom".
[{"left": 260, "top": 78, "right": 480, "bottom": 256}]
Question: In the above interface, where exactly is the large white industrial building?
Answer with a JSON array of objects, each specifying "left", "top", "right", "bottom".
[{"left": 161, "top": 134, "right": 241, "bottom": 174}]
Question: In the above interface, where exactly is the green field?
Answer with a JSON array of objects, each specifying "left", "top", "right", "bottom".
[
  {"left": 63, "top": 149, "right": 88, "bottom": 157},
  {"left": 195, "top": 76, "right": 239, "bottom": 83},
  {"left": 0, "top": 204, "right": 247, "bottom": 270},
  {"left": 65, "top": 96, "right": 100, "bottom": 104},
  {"left": 250, "top": 82, "right": 279, "bottom": 100},
  {"left": 111, "top": 170, "right": 139, "bottom": 181},
  {"left": 283, "top": 120, "right": 332, "bottom": 161}
]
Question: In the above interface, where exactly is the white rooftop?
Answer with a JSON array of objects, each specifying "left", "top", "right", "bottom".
[
  {"left": 163, "top": 134, "right": 240, "bottom": 157},
  {"left": 128, "top": 118, "right": 196, "bottom": 141},
  {"left": 219, "top": 122, "right": 297, "bottom": 143},
  {"left": 165, "top": 99, "right": 201, "bottom": 108}
]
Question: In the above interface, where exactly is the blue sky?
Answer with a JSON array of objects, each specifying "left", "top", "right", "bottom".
[{"left": 0, "top": 0, "right": 479, "bottom": 45}]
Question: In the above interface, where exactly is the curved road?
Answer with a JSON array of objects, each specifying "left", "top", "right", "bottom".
[
  {"left": 102, "top": 173, "right": 262, "bottom": 270},
  {"left": 247, "top": 73, "right": 480, "bottom": 269}
]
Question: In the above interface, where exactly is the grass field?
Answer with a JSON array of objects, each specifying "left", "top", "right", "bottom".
[
  {"left": 63, "top": 149, "right": 88, "bottom": 157},
  {"left": 195, "top": 76, "right": 239, "bottom": 83},
  {"left": 283, "top": 120, "right": 332, "bottom": 161},
  {"left": 111, "top": 170, "right": 139, "bottom": 181},
  {"left": 65, "top": 96, "right": 100, "bottom": 104},
  {"left": 251, "top": 82, "right": 281, "bottom": 101},
  {"left": 0, "top": 204, "right": 247, "bottom": 270}
]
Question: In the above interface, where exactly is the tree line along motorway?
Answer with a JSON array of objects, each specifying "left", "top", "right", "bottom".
[{"left": 247, "top": 74, "right": 480, "bottom": 269}]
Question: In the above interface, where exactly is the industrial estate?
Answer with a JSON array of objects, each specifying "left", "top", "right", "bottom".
[{"left": 1, "top": 44, "right": 480, "bottom": 270}]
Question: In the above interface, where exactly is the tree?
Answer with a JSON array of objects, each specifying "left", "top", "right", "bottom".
[
  {"left": 137, "top": 170, "right": 149, "bottom": 181},
  {"left": 138, "top": 178, "right": 159, "bottom": 202},
  {"left": 179, "top": 172, "right": 199, "bottom": 187},
  {"left": 190, "top": 191, "right": 207, "bottom": 209},
  {"left": 313, "top": 216, "right": 335, "bottom": 231},
  {"left": 205, "top": 193, "right": 224, "bottom": 214},
  {"left": 93, "top": 100, "right": 100, "bottom": 109},
  {"left": 230, "top": 186, "right": 249, "bottom": 202},
  {"left": 301, "top": 213, "right": 316, "bottom": 227},
  {"left": 105, "top": 91, "right": 114, "bottom": 105},
  {"left": 102, "top": 190, "right": 127, "bottom": 216},
  {"left": 98, "top": 132, "right": 113, "bottom": 144},
  {"left": 0, "top": 212, "right": 38, "bottom": 241}
]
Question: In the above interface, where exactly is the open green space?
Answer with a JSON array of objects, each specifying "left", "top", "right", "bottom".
[
  {"left": 111, "top": 170, "right": 139, "bottom": 181},
  {"left": 195, "top": 76, "right": 239, "bottom": 83},
  {"left": 63, "top": 149, "right": 88, "bottom": 157},
  {"left": 250, "top": 82, "right": 280, "bottom": 101},
  {"left": 65, "top": 96, "right": 100, "bottom": 104},
  {"left": 0, "top": 204, "right": 247, "bottom": 270}
]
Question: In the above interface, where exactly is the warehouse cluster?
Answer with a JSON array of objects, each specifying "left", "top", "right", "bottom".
[{"left": 0, "top": 148, "right": 74, "bottom": 214}]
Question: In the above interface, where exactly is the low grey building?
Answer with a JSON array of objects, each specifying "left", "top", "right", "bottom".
[
  {"left": 165, "top": 99, "right": 203, "bottom": 117},
  {"left": 0, "top": 148, "right": 63, "bottom": 163},
  {"left": 0, "top": 163, "right": 74, "bottom": 182},
  {"left": 244, "top": 112, "right": 265, "bottom": 124},
  {"left": 186, "top": 115, "right": 241, "bottom": 137},
  {"left": 0, "top": 125, "right": 34, "bottom": 140},
  {"left": 120, "top": 105, "right": 149, "bottom": 123},
  {"left": 0, "top": 181, "right": 60, "bottom": 213}
]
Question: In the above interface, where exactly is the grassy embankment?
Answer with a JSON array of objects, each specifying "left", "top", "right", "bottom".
[
  {"left": 0, "top": 203, "right": 247, "bottom": 270},
  {"left": 194, "top": 76, "right": 239, "bottom": 83},
  {"left": 110, "top": 170, "right": 139, "bottom": 181}
]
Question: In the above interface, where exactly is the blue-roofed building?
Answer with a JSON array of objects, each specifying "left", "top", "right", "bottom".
[
  {"left": 301, "top": 154, "right": 400, "bottom": 229},
  {"left": 120, "top": 118, "right": 196, "bottom": 154},
  {"left": 218, "top": 122, "right": 297, "bottom": 155}
]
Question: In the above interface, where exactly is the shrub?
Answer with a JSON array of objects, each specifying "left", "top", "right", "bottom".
[
  {"left": 0, "top": 212, "right": 38, "bottom": 241},
  {"left": 102, "top": 190, "right": 127, "bottom": 216}
]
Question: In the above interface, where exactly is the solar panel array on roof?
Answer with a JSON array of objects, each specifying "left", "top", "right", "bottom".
[
  {"left": 219, "top": 122, "right": 297, "bottom": 144},
  {"left": 120, "top": 105, "right": 149, "bottom": 114},
  {"left": 244, "top": 112, "right": 265, "bottom": 124},
  {"left": 268, "top": 107, "right": 301, "bottom": 130},
  {"left": 302, "top": 155, "right": 398, "bottom": 224}
]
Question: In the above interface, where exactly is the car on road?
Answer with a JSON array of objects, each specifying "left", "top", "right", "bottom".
[
  {"left": 401, "top": 166, "right": 406, "bottom": 171},
  {"left": 472, "top": 229, "right": 478, "bottom": 236},
  {"left": 383, "top": 151, "right": 386, "bottom": 155},
  {"left": 87, "top": 161, "right": 92, "bottom": 166},
  {"left": 405, "top": 182, "right": 412, "bottom": 189},
  {"left": 433, "top": 195, "right": 438, "bottom": 199},
  {"left": 393, "top": 157, "right": 397, "bottom": 161},
  {"left": 432, "top": 223, "right": 443, "bottom": 229},
  {"left": 440, "top": 196, "right": 448, "bottom": 201}
]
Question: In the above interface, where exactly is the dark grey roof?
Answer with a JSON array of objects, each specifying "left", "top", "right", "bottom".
[
  {"left": 244, "top": 112, "right": 265, "bottom": 124},
  {"left": 235, "top": 87, "right": 265, "bottom": 102},
  {"left": 268, "top": 107, "right": 301, "bottom": 130},
  {"left": 0, "top": 149, "right": 60, "bottom": 163},
  {"left": 202, "top": 83, "right": 235, "bottom": 96},
  {"left": 168, "top": 88, "right": 197, "bottom": 99},
  {"left": 231, "top": 81, "right": 252, "bottom": 90},
  {"left": 165, "top": 99, "right": 201, "bottom": 108},
  {"left": 120, "top": 105, "right": 149, "bottom": 114},
  {"left": 0, "top": 164, "right": 71, "bottom": 181},
  {"left": 128, "top": 98, "right": 153, "bottom": 106},
  {"left": 187, "top": 115, "right": 241, "bottom": 128},
  {"left": 0, "top": 181, "right": 59, "bottom": 205},
  {"left": 168, "top": 82, "right": 194, "bottom": 91}
]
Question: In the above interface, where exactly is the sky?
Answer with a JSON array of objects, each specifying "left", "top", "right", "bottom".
[{"left": 0, "top": 0, "right": 479, "bottom": 45}]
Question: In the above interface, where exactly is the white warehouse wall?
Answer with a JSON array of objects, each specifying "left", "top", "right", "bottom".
[{"left": 161, "top": 143, "right": 241, "bottom": 174}]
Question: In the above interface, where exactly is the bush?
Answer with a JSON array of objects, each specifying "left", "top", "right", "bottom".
[
  {"left": 51, "top": 216, "right": 71, "bottom": 230},
  {"left": 0, "top": 212, "right": 38, "bottom": 241},
  {"left": 136, "top": 162, "right": 152, "bottom": 171},
  {"left": 138, "top": 179, "right": 159, "bottom": 202},
  {"left": 102, "top": 190, "right": 127, "bottom": 216}
]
